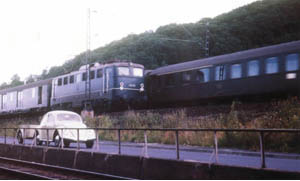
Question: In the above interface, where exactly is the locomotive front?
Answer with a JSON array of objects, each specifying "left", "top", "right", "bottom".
[{"left": 110, "top": 62, "right": 146, "bottom": 109}]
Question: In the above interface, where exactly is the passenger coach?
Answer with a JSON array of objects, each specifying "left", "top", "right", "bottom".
[
  {"left": 0, "top": 79, "right": 52, "bottom": 114},
  {"left": 147, "top": 41, "right": 300, "bottom": 105}
]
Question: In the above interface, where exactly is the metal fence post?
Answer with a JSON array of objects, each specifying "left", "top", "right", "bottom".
[
  {"left": 214, "top": 131, "right": 219, "bottom": 163},
  {"left": 23, "top": 128, "right": 25, "bottom": 145},
  {"left": 13, "top": 129, "right": 16, "bottom": 145},
  {"left": 96, "top": 129, "right": 99, "bottom": 150},
  {"left": 46, "top": 129, "right": 49, "bottom": 147},
  {"left": 118, "top": 129, "right": 121, "bottom": 154},
  {"left": 34, "top": 129, "right": 37, "bottom": 146},
  {"left": 144, "top": 131, "right": 148, "bottom": 157},
  {"left": 4, "top": 128, "right": 6, "bottom": 144},
  {"left": 61, "top": 128, "right": 64, "bottom": 148},
  {"left": 259, "top": 131, "right": 266, "bottom": 168},
  {"left": 175, "top": 130, "right": 179, "bottom": 160},
  {"left": 77, "top": 128, "right": 80, "bottom": 150}
]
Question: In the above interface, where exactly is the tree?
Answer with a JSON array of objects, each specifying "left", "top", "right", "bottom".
[{"left": 10, "top": 74, "right": 23, "bottom": 87}]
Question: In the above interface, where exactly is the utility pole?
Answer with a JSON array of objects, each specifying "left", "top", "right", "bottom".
[
  {"left": 205, "top": 22, "right": 210, "bottom": 57},
  {"left": 85, "top": 8, "right": 91, "bottom": 101}
]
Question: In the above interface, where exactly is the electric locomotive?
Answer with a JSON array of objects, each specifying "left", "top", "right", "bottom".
[{"left": 51, "top": 61, "right": 145, "bottom": 112}]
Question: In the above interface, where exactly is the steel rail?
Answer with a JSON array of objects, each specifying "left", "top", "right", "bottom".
[
  {"left": 0, "top": 156, "right": 133, "bottom": 180},
  {"left": 0, "top": 165, "right": 53, "bottom": 180}
]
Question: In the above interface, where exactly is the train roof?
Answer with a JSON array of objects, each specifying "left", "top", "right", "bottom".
[
  {"left": 150, "top": 40, "right": 300, "bottom": 76},
  {"left": 55, "top": 62, "right": 144, "bottom": 79},
  {"left": 0, "top": 78, "right": 53, "bottom": 94}
]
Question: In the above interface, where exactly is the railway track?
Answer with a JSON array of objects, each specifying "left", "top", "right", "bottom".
[{"left": 0, "top": 156, "right": 133, "bottom": 180}]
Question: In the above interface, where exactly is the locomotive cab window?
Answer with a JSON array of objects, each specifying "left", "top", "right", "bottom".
[
  {"left": 118, "top": 67, "right": 130, "bottom": 76},
  {"left": 97, "top": 69, "right": 103, "bottom": 78},
  {"left": 196, "top": 68, "right": 210, "bottom": 83},
  {"left": 247, "top": 60, "right": 260, "bottom": 77},
  {"left": 265, "top": 57, "right": 279, "bottom": 74},
  {"left": 133, "top": 68, "right": 143, "bottom": 77},
  {"left": 215, "top": 65, "right": 226, "bottom": 81},
  {"left": 286, "top": 54, "right": 299, "bottom": 72},
  {"left": 231, "top": 64, "right": 242, "bottom": 79}
]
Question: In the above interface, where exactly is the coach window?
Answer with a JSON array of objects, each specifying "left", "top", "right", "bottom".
[
  {"left": 286, "top": 54, "right": 299, "bottom": 72},
  {"left": 247, "top": 60, "right": 260, "bottom": 77},
  {"left": 63, "top": 77, "right": 68, "bottom": 85},
  {"left": 58, "top": 78, "right": 62, "bottom": 86},
  {"left": 165, "top": 74, "right": 175, "bottom": 86},
  {"left": 231, "top": 64, "right": 242, "bottom": 79},
  {"left": 265, "top": 57, "right": 279, "bottom": 74},
  {"left": 69, "top": 75, "right": 74, "bottom": 84},
  {"left": 215, "top": 65, "right": 226, "bottom": 81},
  {"left": 97, "top": 69, "right": 103, "bottom": 78},
  {"left": 82, "top": 72, "right": 87, "bottom": 81},
  {"left": 196, "top": 68, "right": 210, "bottom": 83},
  {"left": 182, "top": 71, "right": 192, "bottom": 82},
  {"left": 90, "top": 70, "right": 95, "bottom": 80}
]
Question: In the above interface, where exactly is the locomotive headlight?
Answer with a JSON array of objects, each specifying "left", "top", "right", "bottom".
[
  {"left": 120, "top": 82, "right": 124, "bottom": 90},
  {"left": 140, "top": 83, "right": 144, "bottom": 92}
]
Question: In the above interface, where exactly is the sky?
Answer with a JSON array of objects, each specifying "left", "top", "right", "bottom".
[{"left": 0, "top": 0, "right": 258, "bottom": 84}]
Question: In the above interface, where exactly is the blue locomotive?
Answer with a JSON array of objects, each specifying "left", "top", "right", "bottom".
[{"left": 51, "top": 62, "right": 145, "bottom": 112}]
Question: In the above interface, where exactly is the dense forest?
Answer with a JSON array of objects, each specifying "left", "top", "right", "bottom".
[{"left": 1, "top": 0, "right": 300, "bottom": 89}]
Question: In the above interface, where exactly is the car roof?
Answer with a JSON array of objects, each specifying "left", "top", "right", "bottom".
[
  {"left": 149, "top": 40, "right": 300, "bottom": 76},
  {"left": 46, "top": 110, "right": 80, "bottom": 116}
]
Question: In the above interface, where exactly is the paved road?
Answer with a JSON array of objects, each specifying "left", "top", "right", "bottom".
[{"left": 1, "top": 137, "right": 300, "bottom": 172}]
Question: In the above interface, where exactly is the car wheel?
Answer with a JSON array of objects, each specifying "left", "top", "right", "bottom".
[
  {"left": 86, "top": 140, "right": 94, "bottom": 148},
  {"left": 17, "top": 131, "right": 23, "bottom": 144},
  {"left": 63, "top": 140, "right": 70, "bottom": 148},
  {"left": 34, "top": 132, "right": 42, "bottom": 146}
]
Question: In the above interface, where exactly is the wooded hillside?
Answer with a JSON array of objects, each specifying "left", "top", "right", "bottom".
[{"left": 2, "top": 0, "right": 300, "bottom": 89}]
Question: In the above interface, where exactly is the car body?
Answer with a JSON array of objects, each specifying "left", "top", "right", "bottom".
[{"left": 17, "top": 110, "right": 96, "bottom": 148}]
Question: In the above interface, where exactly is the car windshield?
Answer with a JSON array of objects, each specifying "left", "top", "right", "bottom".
[
  {"left": 57, "top": 113, "right": 82, "bottom": 122},
  {"left": 118, "top": 67, "right": 130, "bottom": 76},
  {"left": 133, "top": 68, "right": 143, "bottom": 77}
]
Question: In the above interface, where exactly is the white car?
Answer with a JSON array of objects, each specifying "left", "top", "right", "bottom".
[{"left": 17, "top": 110, "right": 96, "bottom": 148}]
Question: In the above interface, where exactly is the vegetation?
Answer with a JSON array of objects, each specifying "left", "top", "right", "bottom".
[
  {"left": 1, "top": 0, "right": 300, "bottom": 89},
  {"left": 0, "top": 97, "right": 299, "bottom": 153},
  {"left": 84, "top": 97, "right": 300, "bottom": 153}
]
